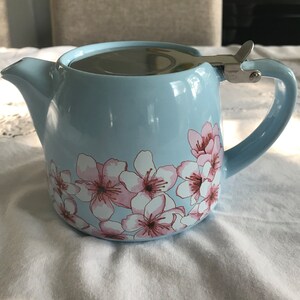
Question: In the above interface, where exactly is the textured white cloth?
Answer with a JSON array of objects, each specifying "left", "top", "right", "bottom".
[{"left": 0, "top": 45, "right": 299, "bottom": 300}]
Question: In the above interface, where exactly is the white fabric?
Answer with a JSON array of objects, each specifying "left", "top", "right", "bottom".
[{"left": 0, "top": 45, "right": 299, "bottom": 300}]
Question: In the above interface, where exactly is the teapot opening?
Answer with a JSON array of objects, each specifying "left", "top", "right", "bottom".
[
  {"left": 69, "top": 46, "right": 201, "bottom": 76},
  {"left": 58, "top": 40, "right": 261, "bottom": 83}
]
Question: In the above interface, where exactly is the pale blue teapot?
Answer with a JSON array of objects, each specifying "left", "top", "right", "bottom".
[{"left": 1, "top": 41, "right": 297, "bottom": 242}]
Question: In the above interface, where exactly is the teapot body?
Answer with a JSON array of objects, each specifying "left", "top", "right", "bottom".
[
  {"left": 1, "top": 41, "right": 297, "bottom": 242},
  {"left": 44, "top": 42, "right": 224, "bottom": 241}
]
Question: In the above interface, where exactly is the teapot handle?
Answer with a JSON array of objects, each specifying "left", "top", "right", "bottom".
[{"left": 224, "top": 59, "right": 297, "bottom": 177}]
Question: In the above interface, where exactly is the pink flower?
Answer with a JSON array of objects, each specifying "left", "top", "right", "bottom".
[
  {"left": 49, "top": 160, "right": 80, "bottom": 197},
  {"left": 188, "top": 122, "right": 220, "bottom": 159},
  {"left": 53, "top": 191, "right": 89, "bottom": 230},
  {"left": 85, "top": 221, "right": 128, "bottom": 240},
  {"left": 120, "top": 151, "right": 177, "bottom": 204},
  {"left": 176, "top": 160, "right": 212, "bottom": 205},
  {"left": 197, "top": 136, "right": 223, "bottom": 179},
  {"left": 181, "top": 201, "right": 209, "bottom": 226},
  {"left": 122, "top": 194, "right": 185, "bottom": 239},
  {"left": 201, "top": 172, "right": 220, "bottom": 209},
  {"left": 188, "top": 122, "right": 223, "bottom": 177},
  {"left": 75, "top": 154, "right": 136, "bottom": 221}
]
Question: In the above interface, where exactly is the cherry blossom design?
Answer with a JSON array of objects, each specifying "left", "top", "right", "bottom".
[
  {"left": 47, "top": 120, "right": 223, "bottom": 240},
  {"left": 205, "top": 184, "right": 219, "bottom": 209},
  {"left": 188, "top": 122, "right": 223, "bottom": 176},
  {"left": 85, "top": 221, "right": 128, "bottom": 240},
  {"left": 200, "top": 171, "right": 221, "bottom": 209},
  {"left": 181, "top": 200, "right": 209, "bottom": 226},
  {"left": 176, "top": 160, "right": 212, "bottom": 205},
  {"left": 49, "top": 160, "right": 80, "bottom": 197},
  {"left": 122, "top": 194, "right": 185, "bottom": 239},
  {"left": 120, "top": 151, "right": 177, "bottom": 203},
  {"left": 53, "top": 191, "right": 89, "bottom": 230},
  {"left": 197, "top": 135, "right": 223, "bottom": 179},
  {"left": 75, "top": 154, "right": 136, "bottom": 221},
  {"left": 188, "top": 122, "right": 220, "bottom": 158}
]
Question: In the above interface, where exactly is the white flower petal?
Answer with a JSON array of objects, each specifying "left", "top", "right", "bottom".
[
  {"left": 200, "top": 180, "right": 211, "bottom": 198},
  {"left": 187, "top": 203, "right": 207, "bottom": 221},
  {"left": 205, "top": 139, "right": 214, "bottom": 154},
  {"left": 201, "top": 122, "right": 213, "bottom": 137},
  {"left": 64, "top": 198, "right": 77, "bottom": 214},
  {"left": 212, "top": 136, "right": 221, "bottom": 154},
  {"left": 213, "top": 123, "right": 220, "bottom": 137},
  {"left": 110, "top": 183, "right": 135, "bottom": 209},
  {"left": 176, "top": 181, "right": 193, "bottom": 199},
  {"left": 77, "top": 154, "right": 98, "bottom": 181},
  {"left": 158, "top": 207, "right": 185, "bottom": 225},
  {"left": 75, "top": 182, "right": 92, "bottom": 202},
  {"left": 122, "top": 214, "right": 144, "bottom": 231},
  {"left": 91, "top": 199, "right": 114, "bottom": 221},
  {"left": 210, "top": 201, "right": 218, "bottom": 210},
  {"left": 119, "top": 171, "right": 144, "bottom": 193},
  {"left": 190, "top": 194, "right": 198, "bottom": 205},
  {"left": 198, "top": 200, "right": 209, "bottom": 213},
  {"left": 197, "top": 154, "right": 211, "bottom": 167},
  {"left": 213, "top": 170, "right": 221, "bottom": 185},
  {"left": 66, "top": 183, "right": 80, "bottom": 195},
  {"left": 172, "top": 214, "right": 187, "bottom": 231},
  {"left": 144, "top": 194, "right": 166, "bottom": 218},
  {"left": 84, "top": 225, "right": 101, "bottom": 237},
  {"left": 72, "top": 216, "right": 89, "bottom": 229},
  {"left": 164, "top": 194, "right": 176, "bottom": 210},
  {"left": 103, "top": 159, "right": 127, "bottom": 184},
  {"left": 53, "top": 191, "right": 63, "bottom": 206},
  {"left": 188, "top": 129, "right": 203, "bottom": 151},
  {"left": 155, "top": 165, "right": 177, "bottom": 191},
  {"left": 50, "top": 161, "right": 57, "bottom": 176},
  {"left": 202, "top": 161, "right": 212, "bottom": 178},
  {"left": 177, "top": 161, "right": 199, "bottom": 179},
  {"left": 157, "top": 211, "right": 175, "bottom": 224},
  {"left": 100, "top": 220, "right": 124, "bottom": 235},
  {"left": 60, "top": 170, "right": 71, "bottom": 183},
  {"left": 134, "top": 151, "right": 156, "bottom": 177},
  {"left": 181, "top": 215, "right": 197, "bottom": 226},
  {"left": 131, "top": 192, "right": 151, "bottom": 215},
  {"left": 131, "top": 193, "right": 151, "bottom": 214}
]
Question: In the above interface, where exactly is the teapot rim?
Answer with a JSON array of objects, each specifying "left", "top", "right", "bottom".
[{"left": 57, "top": 40, "right": 209, "bottom": 79}]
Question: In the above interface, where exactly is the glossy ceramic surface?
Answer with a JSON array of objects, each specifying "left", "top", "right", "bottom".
[{"left": 1, "top": 41, "right": 297, "bottom": 242}]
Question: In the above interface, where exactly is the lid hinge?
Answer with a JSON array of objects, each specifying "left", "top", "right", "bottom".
[{"left": 200, "top": 40, "right": 261, "bottom": 83}]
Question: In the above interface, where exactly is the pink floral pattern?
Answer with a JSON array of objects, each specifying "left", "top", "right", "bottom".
[
  {"left": 75, "top": 154, "right": 136, "bottom": 221},
  {"left": 176, "top": 161, "right": 212, "bottom": 205},
  {"left": 47, "top": 121, "right": 223, "bottom": 241},
  {"left": 122, "top": 194, "right": 185, "bottom": 239},
  {"left": 49, "top": 161, "right": 79, "bottom": 197},
  {"left": 53, "top": 191, "right": 89, "bottom": 230},
  {"left": 181, "top": 201, "right": 209, "bottom": 226},
  {"left": 197, "top": 136, "right": 223, "bottom": 180},
  {"left": 85, "top": 221, "right": 128, "bottom": 240},
  {"left": 202, "top": 172, "right": 221, "bottom": 209},
  {"left": 176, "top": 121, "right": 223, "bottom": 213},
  {"left": 188, "top": 122, "right": 220, "bottom": 159},
  {"left": 120, "top": 151, "right": 177, "bottom": 204}
]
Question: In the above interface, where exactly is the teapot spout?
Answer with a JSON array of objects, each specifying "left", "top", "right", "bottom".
[{"left": 1, "top": 58, "right": 55, "bottom": 145}]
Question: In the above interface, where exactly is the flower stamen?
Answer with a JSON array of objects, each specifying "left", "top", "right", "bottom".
[
  {"left": 186, "top": 172, "right": 203, "bottom": 194},
  {"left": 143, "top": 176, "right": 167, "bottom": 197}
]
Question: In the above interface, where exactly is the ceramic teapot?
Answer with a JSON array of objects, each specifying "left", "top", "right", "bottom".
[{"left": 1, "top": 41, "right": 297, "bottom": 242}]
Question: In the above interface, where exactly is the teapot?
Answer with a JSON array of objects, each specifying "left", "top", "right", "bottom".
[{"left": 1, "top": 41, "right": 297, "bottom": 242}]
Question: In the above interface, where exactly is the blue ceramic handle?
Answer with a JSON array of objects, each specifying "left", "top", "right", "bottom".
[{"left": 224, "top": 59, "right": 297, "bottom": 177}]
